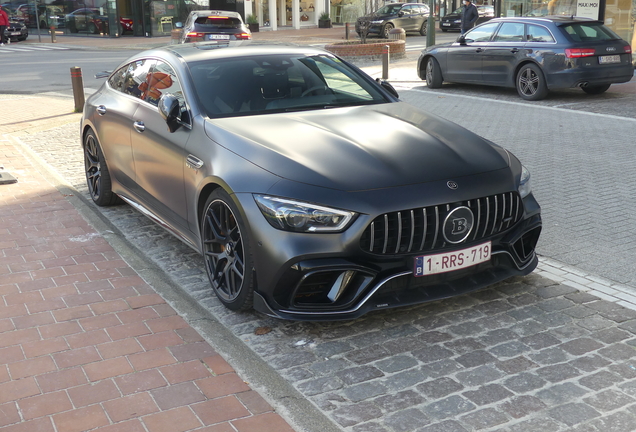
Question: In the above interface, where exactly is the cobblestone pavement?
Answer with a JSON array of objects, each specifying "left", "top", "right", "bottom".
[{"left": 7, "top": 82, "right": 636, "bottom": 432}]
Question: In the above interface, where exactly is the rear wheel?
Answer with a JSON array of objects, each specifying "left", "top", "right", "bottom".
[
  {"left": 419, "top": 21, "right": 427, "bottom": 36},
  {"left": 582, "top": 84, "right": 611, "bottom": 95},
  {"left": 83, "top": 129, "right": 121, "bottom": 206},
  {"left": 201, "top": 189, "right": 254, "bottom": 311},
  {"left": 88, "top": 22, "right": 97, "bottom": 34},
  {"left": 425, "top": 56, "right": 443, "bottom": 88},
  {"left": 516, "top": 63, "right": 548, "bottom": 101},
  {"left": 382, "top": 23, "right": 394, "bottom": 39}
]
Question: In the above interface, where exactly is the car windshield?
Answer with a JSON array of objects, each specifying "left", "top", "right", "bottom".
[
  {"left": 188, "top": 54, "right": 390, "bottom": 118},
  {"left": 560, "top": 22, "right": 621, "bottom": 42},
  {"left": 375, "top": 4, "right": 403, "bottom": 15},
  {"left": 194, "top": 15, "right": 242, "bottom": 29}
]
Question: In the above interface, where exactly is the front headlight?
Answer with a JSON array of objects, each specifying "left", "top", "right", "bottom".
[
  {"left": 254, "top": 195, "right": 356, "bottom": 233},
  {"left": 518, "top": 165, "right": 532, "bottom": 198},
  {"left": 370, "top": 20, "right": 384, "bottom": 24}
]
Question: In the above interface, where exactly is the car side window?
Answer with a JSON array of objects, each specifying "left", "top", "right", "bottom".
[
  {"left": 464, "top": 22, "right": 499, "bottom": 42},
  {"left": 108, "top": 66, "right": 128, "bottom": 92},
  {"left": 122, "top": 59, "right": 156, "bottom": 99},
  {"left": 493, "top": 22, "right": 525, "bottom": 42},
  {"left": 527, "top": 24, "right": 554, "bottom": 42},
  {"left": 138, "top": 61, "right": 185, "bottom": 108}
]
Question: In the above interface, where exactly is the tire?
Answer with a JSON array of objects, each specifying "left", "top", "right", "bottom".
[
  {"left": 69, "top": 23, "right": 77, "bottom": 33},
  {"left": 582, "top": 84, "right": 611, "bottom": 95},
  {"left": 515, "top": 63, "right": 548, "bottom": 101},
  {"left": 88, "top": 22, "right": 97, "bottom": 34},
  {"left": 441, "top": 28, "right": 448, "bottom": 32},
  {"left": 425, "top": 56, "right": 443, "bottom": 88},
  {"left": 83, "top": 129, "right": 122, "bottom": 206},
  {"left": 201, "top": 189, "right": 254, "bottom": 311},
  {"left": 382, "top": 23, "right": 393, "bottom": 39},
  {"left": 419, "top": 21, "right": 427, "bottom": 36}
]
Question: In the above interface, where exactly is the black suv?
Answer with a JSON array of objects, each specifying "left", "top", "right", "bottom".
[{"left": 356, "top": 2, "right": 430, "bottom": 38}]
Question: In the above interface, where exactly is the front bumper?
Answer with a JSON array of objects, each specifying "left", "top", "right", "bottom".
[{"left": 236, "top": 186, "right": 542, "bottom": 321}]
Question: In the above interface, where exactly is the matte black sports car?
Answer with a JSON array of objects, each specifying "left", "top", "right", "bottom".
[
  {"left": 439, "top": 5, "right": 494, "bottom": 31},
  {"left": 81, "top": 43, "right": 541, "bottom": 320},
  {"left": 419, "top": 16, "right": 633, "bottom": 100},
  {"left": 355, "top": 2, "right": 430, "bottom": 38}
]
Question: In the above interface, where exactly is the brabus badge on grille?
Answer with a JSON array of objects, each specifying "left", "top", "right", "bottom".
[
  {"left": 447, "top": 181, "right": 458, "bottom": 190},
  {"left": 443, "top": 207, "right": 474, "bottom": 244},
  {"left": 606, "top": 47, "right": 616, "bottom": 51}
]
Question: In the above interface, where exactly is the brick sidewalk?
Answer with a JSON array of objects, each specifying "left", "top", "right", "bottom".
[{"left": 0, "top": 114, "right": 296, "bottom": 431}]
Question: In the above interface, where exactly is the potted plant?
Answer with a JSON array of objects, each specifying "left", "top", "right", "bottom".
[
  {"left": 246, "top": 14, "right": 259, "bottom": 32},
  {"left": 318, "top": 11, "right": 331, "bottom": 28}
]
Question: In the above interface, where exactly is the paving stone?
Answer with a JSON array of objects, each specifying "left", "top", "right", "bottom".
[
  {"left": 455, "top": 350, "right": 498, "bottom": 368},
  {"left": 577, "top": 316, "right": 616, "bottom": 331},
  {"left": 507, "top": 306, "right": 544, "bottom": 321},
  {"left": 536, "top": 285, "right": 579, "bottom": 299},
  {"left": 479, "top": 329, "right": 518, "bottom": 346},
  {"left": 456, "top": 365, "right": 504, "bottom": 387},
  {"left": 296, "top": 376, "right": 343, "bottom": 396},
  {"left": 559, "top": 338, "right": 604, "bottom": 356},
  {"left": 582, "top": 411, "right": 636, "bottom": 432},
  {"left": 412, "top": 346, "right": 454, "bottom": 364},
  {"left": 537, "top": 298, "right": 576, "bottom": 312},
  {"left": 510, "top": 320, "right": 549, "bottom": 337},
  {"left": 331, "top": 401, "right": 383, "bottom": 427},
  {"left": 583, "top": 389, "right": 635, "bottom": 411},
  {"left": 548, "top": 402, "right": 601, "bottom": 426},
  {"left": 536, "top": 382, "right": 590, "bottom": 405},
  {"left": 609, "top": 362, "right": 636, "bottom": 380},
  {"left": 336, "top": 365, "right": 384, "bottom": 385},
  {"left": 528, "top": 347, "right": 570, "bottom": 365},
  {"left": 422, "top": 359, "right": 464, "bottom": 378},
  {"left": 598, "top": 343, "right": 636, "bottom": 361},
  {"left": 423, "top": 395, "right": 475, "bottom": 421},
  {"left": 460, "top": 407, "right": 509, "bottom": 430},
  {"left": 552, "top": 324, "right": 590, "bottom": 339},
  {"left": 376, "top": 355, "right": 418, "bottom": 373},
  {"left": 521, "top": 332, "right": 562, "bottom": 350},
  {"left": 313, "top": 341, "right": 354, "bottom": 358},
  {"left": 310, "top": 359, "right": 351, "bottom": 376},
  {"left": 444, "top": 338, "right": 485, "bottom": 355},
  {"left": 374, "top": 390, "right": 425, "bottom": 412},
  {"left": 447, "top": 322, "right": 484, "bottom": 337},
  {"left": 563, "top": 305, "right": 599, "bottom": 319},
  {"left": 418, "top": 420, "right": 469, "bottom": 432},
  {"left": 346, "top": 345, "right": 392, "bottom": 365},
  {"left": 418, "top": 331, "right": 454, "bottom": 344},
  {"left": 496, "top": 356, "right": 538, "bottom": 375},
  {"left": 503, "top": 415, "right": 568, "bottom": 432},
  {"left": 462, "top": 384, "right": 513, "bottom": 406},
  {"left": 383, "top": 408, "right": 430, "bottom": 432},
  {"left": 383, "top": 368, "right": 428, "bottom": 391},
  {"left": 534, "top": 312, "right": 572, "bottom": 328},
  {"left": 578, "top": 370, "right": 624, "bottom": 390},
  {"left": 473, "top": 300, "right": 514, "bottom": 315},
  {"left": 489, "top": 341, "right": 531, "bottom": 358},
  {"left": 352, "top": 421, "right": 390, "bottom": 432},
  {"left": 569, "top": 355, "right": 611, "bottom": 372},
  {"left": 536, "top": 363, "right": 581, "bottom": 383},
  {"left": 417, "top": 377, "right": 464, "bottom": 399},
  {"left": 499, "top": 395, "right": 547, "bottom": 419},
  {"left": 591, "top": 327, "right": 631, "bottom": 344},
  {"left": 344, "top": 382, "right": 388, "bottom": 403}
]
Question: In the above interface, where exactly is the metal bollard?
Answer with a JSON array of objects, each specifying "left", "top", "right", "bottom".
[
  {"left": 50, "top": 26, "right": 56, "bottom": 43},
  {"left": 345, "top": 22, "right": 350, "bottom": 40},
  {"left": 382, "top": 45, "right": 390, "bottom": 80},
  {"left": 70, "top": 67, "right": 85, "bottom": 113}
]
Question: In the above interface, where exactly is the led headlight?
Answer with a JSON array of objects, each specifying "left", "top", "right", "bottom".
[
  {"left": 371, "top": 20, "right": 384, "bottom": 24},
  {"left": 518, "top": 165, "right": 532, "bottom": 198},
  {"left": 254, "top": 195, "right": 356, "bottom": 233}
]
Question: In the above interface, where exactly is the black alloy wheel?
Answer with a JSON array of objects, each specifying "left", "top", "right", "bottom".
[
  {"left": 425, "top": 56, "right": 443, "bottom": 88},
  {"left": 419, "top": 21, "right": 427, "bottom": 36},
  {"left": 582, "top": 84, "right": 611, "bottom": 95},
  {"left": 382, "top": 23, "right": 394, "bottom": 38},
  {"left": 83, "top": 129, "right": 121, "bottom": 206},
  {"left": 516, "top": 63, "right": 548, "bottom": 101},
  {"left": 201, "top": 190, "right": 254, "bottom": 311}
]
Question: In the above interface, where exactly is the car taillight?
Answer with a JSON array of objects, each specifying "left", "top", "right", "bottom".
[
  {"left": 235, "top": 32, "right": 251, "bottom": 40},
  {"left": 565, "top": 48, "right": 596, "bottom": 58},
  {"left": 186, "top": 32, "right": 204, "bottom": 38},
  {"left": 625, "top": 45, "right": 632, "bottom": 54}
]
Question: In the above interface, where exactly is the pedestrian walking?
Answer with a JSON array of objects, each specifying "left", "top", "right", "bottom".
[
  {"left": 0, "top": 7, "right": 9, "bottom": 46},
  {"left": 460, "top": 0, "right": 479, "bottom": 35}
]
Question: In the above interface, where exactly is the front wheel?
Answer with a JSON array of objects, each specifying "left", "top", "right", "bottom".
[
  {"left": 424, "top": 56, "right": 443, "bottom": 88},
  {"left": 516, "top": 63, "right": 548, "bottom": 101},
  {"left": 83, "top": 129, "right": 121, "bottom": 206},
  {"left": 382, "top": 23, "right": 394, "bottom": 39},
  {"left": 419, "top": 21, "right": 427, "bottom": 36},
  {"left": 582, "top": 84, "right": 611, "bottom": 95},
  {"left": 201, "top": 189, "right": 254, "bottom": 311}
]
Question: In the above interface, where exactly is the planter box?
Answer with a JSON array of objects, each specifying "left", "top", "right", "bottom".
[
  {"left": 324, "top": 40, "right": 406, "bottom": 61},
  {"left": 248, "top": 23, "right": 259, "bottom": 32},
  {"left": 318, "top": 19, "right": 331, "bottom": 28}
]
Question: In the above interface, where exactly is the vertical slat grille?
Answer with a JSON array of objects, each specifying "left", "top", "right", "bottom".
[{"left": 361, "top": 192, "right": 524, "bottom": 255}]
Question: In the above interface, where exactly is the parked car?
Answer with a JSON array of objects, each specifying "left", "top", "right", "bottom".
[
  {"left": 418, "top": 16, "right": 633, "bottom": 100},
  {"left": 38, "top": 5, "right": 65, "bottom": 29},
  {"left": 355, "top": 2, "right": 430, "bottom": 38},
  {"left": 80, "top": 43, "right": 542, "bottom": 320},
  {"left": 177, "top": 10, "right": 251, "bottom": 43},
  {"left": 2, "top": 7, "right": 28, "bottom": 41},
  {"left": 119, "top": 16, "right": 132, "bottom": 34},
  {"left": 439, "top": 4, "right": 494, "bottom": 31},
  {"left": 65, "top": 7, "right": 104, "bottom": 33},
  {"left": 14, "top": 3, "right": 35, "bottom": 26}
]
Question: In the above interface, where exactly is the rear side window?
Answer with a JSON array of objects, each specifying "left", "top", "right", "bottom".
[
  {"left": 527, "top": 24, "right": 554, "bottom": 42},
  {"left": 194, "top": 16, "right": 242, "bottom": 29},
  {"left": 561, "top": 23, "right": 620, "bottom": 42}
]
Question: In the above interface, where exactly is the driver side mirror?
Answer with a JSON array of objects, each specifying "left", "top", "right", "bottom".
[
  {"left": 158, "top": 94, "right": 182, "bottom": 133},
  {"left": 457, "top": 35, "right": 467, "bottom": 44},
  {"left": 376, "top": 78, "right": 399, "bottom": 98},
  {"left": 175, "top": 21, "right": 183, "bottom": 28},
  {"left": 398, "top": 11, "right": 405, "bottom": 16}
]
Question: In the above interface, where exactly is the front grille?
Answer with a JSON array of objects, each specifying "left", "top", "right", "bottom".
[{"left": 360, "top": 192, "right": 523, "bottom": 255}]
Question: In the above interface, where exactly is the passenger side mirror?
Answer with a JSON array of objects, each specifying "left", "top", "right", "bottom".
[
  {"left": 398, "top": 11, "right": 404, "bottom": 16},
  {"left": 457, "top": 35, "right": 467, "bottom": 44},
  {"left": 158, "top": 94, "right": 182, "bottom": 133},
  {"left": 376, "top": 78, "right": 399, "bottom": 98},
  {"left": 175, "top": 21, "right": 183, "bottom": 28}
]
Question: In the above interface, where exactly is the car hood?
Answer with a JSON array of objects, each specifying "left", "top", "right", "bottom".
[
  {"left": 442, "top": 12, "right": 461, "bottom": 19},
  {"left": 359, "top": 13, "right": 395, "bottom": 20},
  {"left": 204, "top": 102, "right": 510, "bottom": 192}
]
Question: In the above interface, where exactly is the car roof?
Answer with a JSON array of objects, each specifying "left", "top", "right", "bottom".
[
  {"left": 190, "top": 10, "right": 241, "bottom": 18},
  {"left": 133, "top": 43, "right": 332, "bottom": 65},
  {"left": 490, "top": 15, "right": 600, "bottom": 25}
]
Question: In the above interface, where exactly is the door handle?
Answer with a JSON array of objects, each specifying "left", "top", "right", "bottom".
[
  {"left": 475, "top": 48, "right": 483, "bottom": 53},
  {"left": 96, "top": 105, "right": 106, "bottom": 115},
  {"left": 510, "top": 48, "right": 520, "bottom": 53},
  {"left": 133, "top": 121, "right": 145, "bottom": 132}
]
